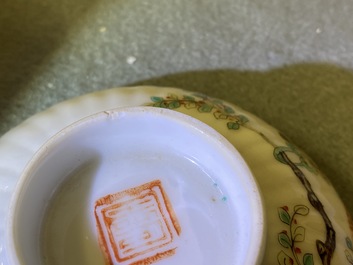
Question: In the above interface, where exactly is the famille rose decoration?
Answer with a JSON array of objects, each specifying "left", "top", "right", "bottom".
[{"left": 1, "top": 86, "right": 352, "bottom": 265}]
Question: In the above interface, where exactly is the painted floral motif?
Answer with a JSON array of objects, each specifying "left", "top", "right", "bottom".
[
  {"left": 150, "top": 93, "right": 248, "bottom": 130},
  {"left": 346, "top": 237, "right": 353, "bottom": 264},
  {"left": 277, "top": 205, "right": 314, "bottom": 265},
  {"left": 149, "top": 92, "right": 337, "bottom": 265},
  {"left": 275, "top": 148, "right": 335, "bottom": 265},
  {"left": 274, "top": 142, "right": 318, "bottom": 174}
]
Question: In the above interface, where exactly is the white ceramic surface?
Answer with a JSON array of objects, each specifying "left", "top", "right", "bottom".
[{"left": 4, "top": 107, "right": 264, "bottom": 265}]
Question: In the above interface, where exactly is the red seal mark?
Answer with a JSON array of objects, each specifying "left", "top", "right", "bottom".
[{"left": 94, "top": 180, "right": 181, "bottom": 265}]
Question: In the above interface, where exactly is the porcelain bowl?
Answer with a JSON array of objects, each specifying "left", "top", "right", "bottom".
[
  {"left": 5, "top": 106, "right": 264, "bottom": 265},
  {"left": 1, "top": 86, "right": 353, "bottom": 265}
]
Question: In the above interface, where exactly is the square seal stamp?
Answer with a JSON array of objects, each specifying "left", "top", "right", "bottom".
[{"left": 94, "top": 180, "right": 181, "bottom": 265}]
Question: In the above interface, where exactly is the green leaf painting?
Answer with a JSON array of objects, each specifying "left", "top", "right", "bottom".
[
  {"left": 277, "top": 205, "right": 314, "bottom": 265},
  {"left": 151, "top": 96, "right": 163, "bottom": 103},
  {"left": 198, "top": 103, "right": 213, "bottom": 113},
  {"left": 278, "top": 207, "right": 291, "bottom": 225},
  {"left": 279, "top": 232, "right": 292, "bottom": 249},
  {"left": 168, "top": 101, "right": 180, "bottom": 109},
  {"left": 346, "top": 237, "right": 353, "bottom": 264},
  {"left": 227, "top": 122, "right": 240, "bottom": 130},
  {"left": 347, "top": 237, "right": 353, "bottom": 251},
  {"left": 149, "top": 93, "right": 249, "bottom": 130},
  {"left": 303, "top": 253, "right": 314, "bottom": 265}
]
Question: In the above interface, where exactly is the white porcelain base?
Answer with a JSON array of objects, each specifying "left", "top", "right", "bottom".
[{"left": 6, "top": 107, "right": 264, "bottom": 265}]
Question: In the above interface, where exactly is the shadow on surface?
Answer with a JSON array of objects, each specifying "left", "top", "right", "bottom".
[
  {"left": 41, "top": 154, "right": 104, "bottom": 264},
  {"left": 0, "top": 0, "right": 99, "bottom": 117},
  {"left": 131, "top": 63, "right": 353, "bottom": 214}
]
